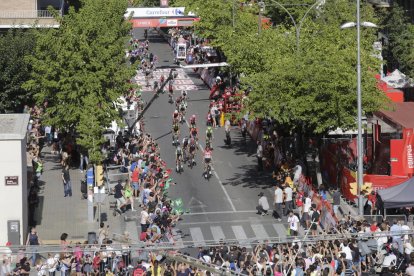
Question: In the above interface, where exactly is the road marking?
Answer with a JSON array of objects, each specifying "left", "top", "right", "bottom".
[
  {"left": 182, "top": 210, "right": 257, "bottom": 216},
  {"left": 210, "top": 226, "right": 225, "bottom": 242},
  {"left": 251, "top": 224, "right": 269, "bottom": 241},
  {"left": 184, "top": 119, "right": 236, "bottom": 212},
  {"left": 273, "top": 223, "right": 287, "bottom": 238},
  {"left": 189, "top": 227, "right": 206, "bottom": 247},
  {"left": 232, "top": 225, "right": 252, "bottom": 249},
  {"left": 179, "top": 218, "right": 276, "bottom": 226}
]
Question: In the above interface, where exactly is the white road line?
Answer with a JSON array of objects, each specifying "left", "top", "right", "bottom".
[
  {"left": 251, "top": 224, "right": 269, "bottom": 241},
  {"left": 210, "top": 226, "right": 226, "bottom": 242},
  {"left": 231, "top": 225, "right": 252, "bottom": 249},
  {"left": 180, "top": 218, "right": 276, "bottom": 226},
  {"left": 273, "top": 223, "right": 287, "bottom": 238},
  {"left": 189, "top": 227, "right": 206, "bottom": 247},
  {"left": 182, "top": 210, "right": 257, "bottom": 216},
  {"left": 184, "top": 119, "right": 236, "bottom": 212}
]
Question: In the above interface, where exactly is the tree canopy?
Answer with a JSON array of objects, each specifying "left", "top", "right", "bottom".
[
  {"left": 0, "top": 29, "right": 36, "bottom": 113},
  {"left": 175, "top": 0, "right": 387, "bottom": 135},
  {"left": 24, "top": 0, "right": 135, "bottom": 163}
]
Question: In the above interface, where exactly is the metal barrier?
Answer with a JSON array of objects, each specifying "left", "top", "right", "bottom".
[
  {"left": 105, "top": 164, "right": 129, "bottom": 190},
  {"left": 408, "top": 215, "right": 414, "bottom": 228},
  {"left": 363, "top": 215, "right": 384, "bottom": 224},
  {"left": 384, "top": 214, "right": 407, "bottom": 224}
]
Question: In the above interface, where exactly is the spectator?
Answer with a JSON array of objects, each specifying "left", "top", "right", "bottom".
[{"left": 256, "top": 192, "right": 270, "bottom": 216}]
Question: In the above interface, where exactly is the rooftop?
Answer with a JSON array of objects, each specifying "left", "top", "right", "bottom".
[
  {"left": 0, "top": 114, "right": 30, "bottom": 140},
  {"left": 375, "top": 102, "right": 414, "bottom": 130}
]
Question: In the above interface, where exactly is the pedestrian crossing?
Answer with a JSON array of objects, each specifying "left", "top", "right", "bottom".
[
  {"left": 134, "top": 68, "right": 201, "bottom": 92},
  {"left": 173, "top": 222, "right": 295, "bottom": 248}
]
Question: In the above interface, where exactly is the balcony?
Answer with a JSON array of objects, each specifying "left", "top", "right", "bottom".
[
  {"left": 0, "top": 10, "right": 61, "bottom": 27},
  {"left": 367, "top": 0, "right": 393, "bottom": 8}
]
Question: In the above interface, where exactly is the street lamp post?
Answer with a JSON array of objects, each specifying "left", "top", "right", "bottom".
[
  {"left": 341, "top": 3, "right": 377, "bottom": 216},
  {"left": 258, "top": 1, "right": 265, "bottom": 34},
  {"left": 264, "top": 0, "right": 324, "bottom": 51}
]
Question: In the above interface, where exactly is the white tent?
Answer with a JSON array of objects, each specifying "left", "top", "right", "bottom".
[{"left": 381, "top": 69, "right": 414, "bottom": 88}]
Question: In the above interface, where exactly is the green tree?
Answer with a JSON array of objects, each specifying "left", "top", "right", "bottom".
[
  {"left": 24, "top": 0, "right": 135, "bottom": 163},
  {"left": 0, "top": 29, "right": 36, "bottom": 113},
  {"left": 380, "top": 3, "right": 414, "bottom": 76}
]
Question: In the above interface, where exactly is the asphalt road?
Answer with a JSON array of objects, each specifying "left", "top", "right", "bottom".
[{"left": 132, "top": 28, "right": 292, "bottom": 251}]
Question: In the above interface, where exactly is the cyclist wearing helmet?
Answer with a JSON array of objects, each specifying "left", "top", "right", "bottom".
[
  {"left": 172, "top": 121, "right": 180, "bottom": 144},
  {"left": 190, "top": 115, "right": 196, "bottom": 128},
  {"left": 206, "top": 126, "right": 213, "bottom": 139},
  {"left": 172, "top": 110, "right": 179, "bottom": 124},
  {"left": 190, "top": 126, "right": 198, "bottom": 141},
  {"left": 175, "top": 145, "right": 183, "bottom": 167},
  {"left": 204, "top": 146, "right": 212, "bottom": 171},
  {"left": 188, "top": 138, "right": 197, "bottom": 163}
]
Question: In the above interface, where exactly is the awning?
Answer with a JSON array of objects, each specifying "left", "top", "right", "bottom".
[
  {"left": 374, "top": 102, "right": 414, "bottom": 130},
  {"left": 131, "top": 17, "right": 199, "bottom": 28}
]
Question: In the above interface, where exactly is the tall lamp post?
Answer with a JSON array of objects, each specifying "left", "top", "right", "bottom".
[
  {"left": 341, "top": 2, "right": 377, "bottom": 216},
  {"left": 264, "top": 0, "right": 324, "bottom": 51}
]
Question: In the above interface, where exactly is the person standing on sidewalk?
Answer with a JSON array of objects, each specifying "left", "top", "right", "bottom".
[
  {"left": 62, "top": 163, "right": 72, "bottom": 197},
  {"left": 257, "top": 141, "right": 263, "bottom": 172},
  {"left": 26, "top": 227, "right": 41, "bottom": 266},
  {"left": 274, "top": 185, "right": 283, "bottom": 222},
  {"left": 332, "top": 187, "right": 341, "bottom": 218},
  {"left": 283, "top": 183, "right": 293, "bottom": 216}
]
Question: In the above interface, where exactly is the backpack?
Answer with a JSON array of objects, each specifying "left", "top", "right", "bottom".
[{"left": 134, "top": 265, "right": 145, "bottom": 276}]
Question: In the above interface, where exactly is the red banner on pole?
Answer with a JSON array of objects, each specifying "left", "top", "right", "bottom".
[{"left": 403, "top": 129, "right": 414, "bottom": 176}]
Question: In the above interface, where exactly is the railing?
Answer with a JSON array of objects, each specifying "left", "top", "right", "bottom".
[{"left": 0, "top": 10, "right": 61, "bottom": 19}]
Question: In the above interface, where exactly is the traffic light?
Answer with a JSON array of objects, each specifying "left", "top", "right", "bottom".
[{"left": 96, "top": 165, "right": 104, "bottom": 187}]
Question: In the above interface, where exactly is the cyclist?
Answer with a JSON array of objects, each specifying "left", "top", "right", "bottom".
[
  {"left": 188, "top": 138, "right": 197, "bottom": 166},
  {"left": 172, "top": 110, "right": 180, "bottom": 124},
  {"left": 206, "top": 126, "right": 214, "bottom": 147},
  {"left": 181, "top": 90, "right": 188, "bottom": 103},
  {"left": 172, "top": 122, "right": 180, "bottom": 145},
  {"left": 168, "top": 78, "right": 174, "bottom": 102},
  {"left": 190, "top": 126, "right": 198, "bottom": 141},
  {"left": 182, "top": 136, "right": 189, "bottom": 161},
  {"left": 203, "top": 146, "right": 213, "bottom": 173},
  {"left": 175, "top": 145, "right": 183, "bottom": 169},
  {"left": 189, "top": 115, "right": 197, "bottom": 128},
  {"left": 179, "top": 100, "right": 186, "bottom": 120}
]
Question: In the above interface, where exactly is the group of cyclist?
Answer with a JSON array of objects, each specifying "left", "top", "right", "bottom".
[{"left": 170, "top": 90, "right": 214, "bottom": 177}]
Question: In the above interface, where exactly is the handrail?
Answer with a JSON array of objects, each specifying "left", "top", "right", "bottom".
[
  {"left": 0, "top": 10, "right": 62, "bottom": 19},
  {"left": 1, "top": 230, "right": 413, "bottom": 254}
]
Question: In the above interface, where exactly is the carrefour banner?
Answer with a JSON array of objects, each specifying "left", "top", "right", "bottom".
[{"left": 125, "top": 7, "right": 185, "bottom": 18}]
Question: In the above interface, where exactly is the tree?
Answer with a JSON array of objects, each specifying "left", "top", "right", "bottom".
[
  {"left": 380, "top": 3, "right": 414, "bottom": 77},
  {"left": 24, "top": 0, "right": 136, "bottom": 163},
  {"left": 0, "top": 29, "right": 36, "bottom": 113}
]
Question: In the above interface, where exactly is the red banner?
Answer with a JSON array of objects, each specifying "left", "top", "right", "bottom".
[{"left": 403, "top": 129, "right": 414, "bottom": 176}]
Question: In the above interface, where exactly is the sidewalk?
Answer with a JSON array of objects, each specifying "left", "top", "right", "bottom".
[{"left": 34, "top": 146, "right": 96, "bottom": 243}]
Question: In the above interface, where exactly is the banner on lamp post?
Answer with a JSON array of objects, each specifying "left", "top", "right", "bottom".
[{"left": 160, "top": 0, "right": 169, "bottom": 7}]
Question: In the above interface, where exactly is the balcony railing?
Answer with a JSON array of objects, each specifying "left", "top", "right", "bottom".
[
  {"left": 0, "top": 10, "right": 61, "bottom": 19},
  {"left": 367, "top": 0, "right": 393, "bottom": 7}
]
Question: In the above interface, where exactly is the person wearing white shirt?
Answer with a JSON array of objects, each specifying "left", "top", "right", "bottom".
[
  {"left": 140, "top": 206, "right": 150, "bottom": 232},
  {"left": 287, "top": 211, "right": 300, "bottom": 236},
  {"left": 302, "top": 194, "right": 312, "bottom": 229},
  {"left": 256, "top": 193, "right": 269, "bottom": 216},
  {"left": 274, "top": 186, "right": 283, "bottom": 221},
  {"left": 283, "top": 185, "right": 293, "bottom": 216},
  {"left": 340, "top": 242, "right": 353, "bottom": 261}
]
